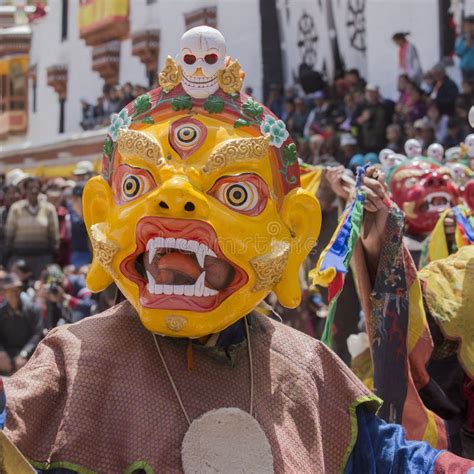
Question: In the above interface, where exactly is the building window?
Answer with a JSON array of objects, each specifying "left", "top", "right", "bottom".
[
  {"left": 146, "top": 0, "right": 157, "bottom": 4},
  {"left": 184, "top": 6, "right": 217, "bottom": 30},
  {"left": 61, "top": 0, "right": 68, "bottom": 41},
  {"left": 9, "top": 69, "right": 26, "bottom": 111}
]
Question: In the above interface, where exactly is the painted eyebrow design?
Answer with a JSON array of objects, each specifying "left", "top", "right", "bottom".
[
  {"left": 201, "top": 136, "right": 271, "bottom": 174},
  {"left": 117, "top": 129, "right": 164, "bottom": 168}
]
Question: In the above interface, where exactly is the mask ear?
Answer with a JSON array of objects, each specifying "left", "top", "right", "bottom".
[
  {"left": 83, "top": 177, "right": 115, "bottom": 292},
  {"left": 274, "top": 188, "right": 321, "bottom": 308}
]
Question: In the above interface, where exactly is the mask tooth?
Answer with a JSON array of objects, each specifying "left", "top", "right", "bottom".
[
  {"left": 188, "top": 240, "right": 199, "bottom": 254},
  {"left": 149, "top": 242, "right": 157, "bottom": 264},
  {"left": 184, "top": 285, "right": 195, "bottom": 296},
  {"left": 146, "top": 271, "right": 156, "bottom": 294},
  {"left": 176, "top": 238, "right": 187, "bottom": 251},
  {"left": 194, "top": 272, "right": 205, "bottom": 297},
  {"left": 203, "top": 286, "right": 218, "bottom": 297},
  {"left": 196, "top": 244, "right": 207, "bottom": 268},
  {"left": 207, "top": 248, "right": 217, "bottom": 258},
  {"left": 165, "top": 237, "right": 176, "bottom": 249}
]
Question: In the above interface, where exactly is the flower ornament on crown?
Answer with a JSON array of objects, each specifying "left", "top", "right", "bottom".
[{"left": 84, "top": 26, "right": 321, "bottom": 338}]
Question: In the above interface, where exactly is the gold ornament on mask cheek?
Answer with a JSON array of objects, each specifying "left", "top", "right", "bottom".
[
  {"left": 217, "top": 60, "right": 244, "bottom": 95},
  {"left": 117, "top": 129, "right": 165, "bottom": 169},
  {"left": 165, "top": 315, "right": 188, "bottom": 332},
  {"left": 90, "top": 223, "right": 119, "bottom": 277},
  {"left": 250, "top": 240, "right": 290, "bottom": 292},
  {"left": 158, "top": 56, "right": 182, "bottom": 93},
  {"left": 202, "top": 135, "right": 271, "bottom": 174}
]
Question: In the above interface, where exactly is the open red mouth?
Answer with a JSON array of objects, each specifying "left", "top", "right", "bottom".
[
  {"left": 418, "top": 191, "right": 453, "bottom": 213},
  {"left": 121, "top": 217, "right": 248, "bottom": 312}
]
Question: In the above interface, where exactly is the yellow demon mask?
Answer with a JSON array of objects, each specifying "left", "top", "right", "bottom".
[{"left": 83, "top": 26, "right": 321, "bottom": 338}]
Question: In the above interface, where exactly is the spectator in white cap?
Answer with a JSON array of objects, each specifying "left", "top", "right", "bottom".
[
  {"left": 73, "top": 161, "right": 95, "bottom": 181},
  {"left": 5, "top": 169, "right": 29, "bottom": 190},
  {"left": 340, "top": 133, "right": 358, "bottom": 166},
  {"left": 304, "top": 91, "right": 330, "bottom": 137},
  {"left": 430, "top": 62, "right": 459, "bottom": 116}
]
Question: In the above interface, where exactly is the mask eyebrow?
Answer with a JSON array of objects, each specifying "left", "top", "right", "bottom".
[
  {"left": 201, "top": 136, "right": 270, "bottom": 174},
  {"left": 117, "top": 129, "right": 164, "bottom": 168}
]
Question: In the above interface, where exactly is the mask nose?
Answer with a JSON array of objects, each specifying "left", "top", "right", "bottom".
[
  {"left": 193, "top": 67, "right": 205, "bottom": 77},
  {"left": 155, "top": 177, "right": 209, "bottom": 219}
]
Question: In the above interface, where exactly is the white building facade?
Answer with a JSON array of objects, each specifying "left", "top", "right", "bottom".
[{"left": 0, "top": 0, "right": 461, "bottom": 173}]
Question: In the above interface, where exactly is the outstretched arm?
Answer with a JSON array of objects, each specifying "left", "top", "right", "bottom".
[
  {"left": 345, "top": 406, "right": 474, "bottom": 473},
  {"left": 357, "top": 167, "right": 391, "bottom": 284}
]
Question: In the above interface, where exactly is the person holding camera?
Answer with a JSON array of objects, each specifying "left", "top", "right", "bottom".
[
  {"left": 0, "top": 273, "right": 43, "bottom": 375},
  {"left": 37, "top": 266, "right": 96, "bottom": 330}
]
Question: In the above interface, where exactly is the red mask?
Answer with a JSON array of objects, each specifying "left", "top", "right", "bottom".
[
  {"left": 463, "top": 180, "right": 474, "bottom": 213},
  {"left": 388, "top": 159, "right": 460, "bottom": 235}
]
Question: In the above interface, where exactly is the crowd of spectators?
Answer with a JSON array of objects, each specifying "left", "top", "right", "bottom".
[
  {"left": 0, "top": 162, "right": 116, "bottom": 375},
  {"left": 266, "top": 41, "right": 474, "bottom": 171},
  {"left": 80, "top": 82, "right": 149, "bottom": 131}
]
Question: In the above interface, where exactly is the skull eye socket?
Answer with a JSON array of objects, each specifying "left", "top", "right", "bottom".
[
  {"left": 184, "top": 54, "right": 196, "bottom": 65},
  {"left": 205, "top": 53, "right": 218, "bottom": 65}
]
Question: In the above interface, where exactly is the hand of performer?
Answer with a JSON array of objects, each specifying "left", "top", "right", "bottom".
[
  {"left": 326, "top": 165, "right": 355, "bottom": 201},
  {"left": 444, "top": 211, "right": 456, "bottom": 243},
  {"left": 0, "top": 351, "right": 13, "bottom": 375},
  {"left": 359, "top": 166, "right": 391, "bottom": 279}
]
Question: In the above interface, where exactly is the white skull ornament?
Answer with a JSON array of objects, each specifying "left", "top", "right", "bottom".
[
  {"left": 383, "top": 153, "right": 406, "bottom": 172},
  {"left": 445, "top": 146, "right": 462, "bottom": 163},
  {"left": 465, "top": 134, "right": 474, "bottom": 158},
  {"left": 427, "top": 143, "right": 444, "bottom": 162},
  {"left": 469, "top": 106, "right": 474, "bottom": 128},
  {"left": 404, "top": 139, "right": 422, "bottom": 159},
  {"left": 378, "top": 148, "right": 394, "bottom": 164},
  {"left": 177, "top": 26, "right": 226, "bottom": 99},
  {"left": 379, "top": 148, "right": 395, "bottom": 172},
  {"left": 448, "top": 163, "right": 471, "bottom": 187}
]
